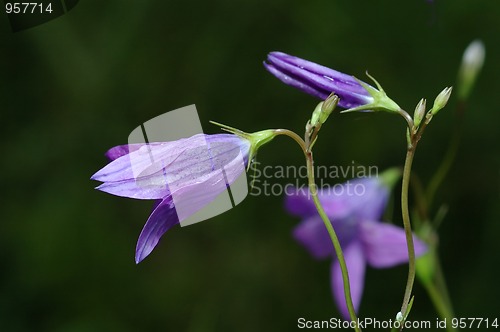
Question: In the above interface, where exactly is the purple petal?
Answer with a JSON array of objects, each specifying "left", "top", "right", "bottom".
[
  {"left": 333, "top": 177, "right": 390, "bottom": 221},
  {"left": 92, "top": 134, "right": 250, "bottom": 200},
  {"left": 293, "top": 216, "right": 335, "bottom": 259},
  {"left": 135, "top": 152, "right": 247, "bottom": 262},
  {"left": 135, "top": 197, "right": 179, "bottom": 263},
  {"left": 358, "top": 220, "right": 427, "bottom": 268},
  {"left": 293, "top": 215, "right": 358, "bottom": 260},
  {"left": 284, "top": 177, "right": 389, "bottom": 221},
  {"left": 331, "top": 241, "right": 366, "bottom": 320},
  {"left": 284, "top": 186, "right": 353, "bottom": 220},
  {"left": 284, "top": 186, "right": 318, "bottom": 218},
  {"left": 263, "top": 61, "right": 329, "bottom": 100},
  {"left": 95, "top": 176, "right": 170, "bottom": 200},
  {"left": 264, "top": 52, "right": 373, "bottom": 109},
  {"left": 169, "top": 150, "right": 247, "bottom": 223},
  {"left": 104, "top": 143, "right": 149, "bottom": 161}
]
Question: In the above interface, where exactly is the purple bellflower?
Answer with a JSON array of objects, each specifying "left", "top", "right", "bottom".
[
  {"left": 285, "top": 171, "right": 427, "bottom": 319},
  {"left": 92, "top": 131, "right": 274, "bottom": 263},
  {"left": 264, "top": 52, "right": 401, "bottom": 113}
]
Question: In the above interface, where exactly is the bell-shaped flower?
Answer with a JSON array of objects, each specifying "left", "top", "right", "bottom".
[
  {"left": 284, "top": 170, "right": 427, "bottom": 319},
  {"left": 93, "top": 130, "right": 275, "bottom": 263}
]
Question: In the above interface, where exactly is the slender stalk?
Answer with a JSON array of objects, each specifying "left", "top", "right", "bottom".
[
  {"left": 273, "top": 129, "right": 307, "bottom": 154},
  {"left": 400, "top": 148, "right": 416, "bottom": 318},
  {"left": 274, "top": 129, "right": 361, "bottom": 332},
  {"left": 306, "top": 151, "right": 360, "bottom": 331}
]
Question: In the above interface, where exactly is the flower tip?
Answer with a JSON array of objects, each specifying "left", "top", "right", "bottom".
[
  {"left": 135, "top": 254, "right": 144, "bottom": 264},
  {"left": 135, "top": 246, "right": 151, "bottom": 264}
]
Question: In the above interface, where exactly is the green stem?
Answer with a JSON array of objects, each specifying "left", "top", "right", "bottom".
[
  {"left": 306, "top": 151, "right": 360, "bottom": 331},
  {"left": 400, "top": 148, "right": 416, "bottom": 318},
  {"left": 274, "top": 129, "right": 361, "bottom": 332}
]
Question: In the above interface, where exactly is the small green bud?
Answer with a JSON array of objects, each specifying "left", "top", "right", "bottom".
[
  {"left": 320, "top": 93, "right": 339, "bottom": 123},
  {"left": 413, "top": 98, "right": 426, "bottom": 128},
  {"left": 310, "top": 102, "right": 323, "bottom": 127},
  {"left": 431, "top": 87, "right": 453, "bottom": 115},
  {"left": 310, "top": 93, "right": 339, "bottom": 128},
  {"left": 458, "top": 39, "right": 485, "bottom": 100}
]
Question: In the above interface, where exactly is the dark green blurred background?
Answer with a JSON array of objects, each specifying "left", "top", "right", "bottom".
[{"left": 1, "top": 1, "right": 499, "bottom": 331}]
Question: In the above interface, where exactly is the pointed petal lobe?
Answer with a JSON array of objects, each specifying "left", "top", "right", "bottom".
[
  {"left": 135, "top": 197, "right": 179, "bottom": 263},
  {"left": 359, "top": 220, "right": 427, "bottom": 268}
]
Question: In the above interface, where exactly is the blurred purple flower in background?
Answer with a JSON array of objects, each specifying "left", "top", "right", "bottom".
[
  {"left": 264, "top": 52, "right": 374, "bottom": 109},
  {"left": 92, "top": 133, "right": 250, "bottom": 263},
  {"left": 285, "top": 172, "right": 427, "bottom": 319}
]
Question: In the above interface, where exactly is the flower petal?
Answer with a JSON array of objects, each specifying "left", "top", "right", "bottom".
[
  {"left": 293, "top": 215, "right": 358, "bottom": 260},
  {"left": 95, "top": 176, "right": 170, "bottom": 200},
  {"left": 135, "top": 197, "right": 179, "bottom": 263},
  {"left": 331, "top": 241, "right": 366, "bottom": 320},
  {"left": 265, "top": 52, "right": 373, "bottom": 109},
  {"left": 92, "top": 134, "right": 250, "bottom": 200},
  {"left": 263, "top": 60, "right": 329, "bottom": 100},
  {"left": 285, "top": 177, "right": 389, "bottom": 221},
  {"left": 104, "top": 143, "right": 149, "bottom": 161},
  {"left": 135, "top": 153, "right": 247, "bottom": 262},
  {"left": 359, "top": 220, "right": 427, "bottom": 268},
  {"left": 284, "top": 186, "right": 317, "bottom": 218},
  {"left": 293, "top": 216, "right": 335, "bottom": 259}
]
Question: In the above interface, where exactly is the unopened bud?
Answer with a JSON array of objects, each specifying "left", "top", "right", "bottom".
[
  {"left": 310, "top": 102, "right": 323, "bottom": 127},
  {"left": 320, "top": 93, "right": 339, "bottom": 123},
  {"left": 431, "top": 87, "right": 453, "bottom": 115},
  {"left": 310, "top": 93, "right": 339, "bottom": 127},
  {"left": 458, "top": 40, "right": 485, "bottom": 100},
  {"left": 413, "top": 98, "right": 426, "bottom": 128}
]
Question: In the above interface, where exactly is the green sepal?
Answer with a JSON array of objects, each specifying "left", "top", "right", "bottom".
[
  {"left": 210, "top": 121, "right": 276, "bottom": 170},
  {"left": 341, "top": 72, "right": 401, "bottom": 114}
]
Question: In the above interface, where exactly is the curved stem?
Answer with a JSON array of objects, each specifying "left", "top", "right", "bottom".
[
  {"left": 306, "top": 151, "right": 360, "bottom": 331},
  {"left": 273, "top": 129, "right": 307, "bottom": 154},
  {"left": 400, "top": 148, "right": 416, "bottom": 319},
  {"left": 398, "top": 109, "right": 414, "bottom": 131},
  {"left": 274, "top": 129, "right": 361, "bottom": 331}
]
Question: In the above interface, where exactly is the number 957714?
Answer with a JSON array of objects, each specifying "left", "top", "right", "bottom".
[{"left": 5, "top": 2, "right": 53, "bottom": 14}]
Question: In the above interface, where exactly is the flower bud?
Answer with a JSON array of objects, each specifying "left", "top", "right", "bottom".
[
  {"left": 458, "top": 40, "right": 485, "bottom": 100},
  {"left": 413, "top": 98, "right": 426, "bottom": 128},
  {"left": 310, "top": 101, "right": 323, "bottom": 127},
  {"left": 431, "top": 87, "right": 452, "bottom": 115}
]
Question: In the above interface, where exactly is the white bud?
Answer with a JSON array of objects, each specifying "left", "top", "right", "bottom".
[{"left": 458, "top": 40, "right": 485, "bottom": 100}]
